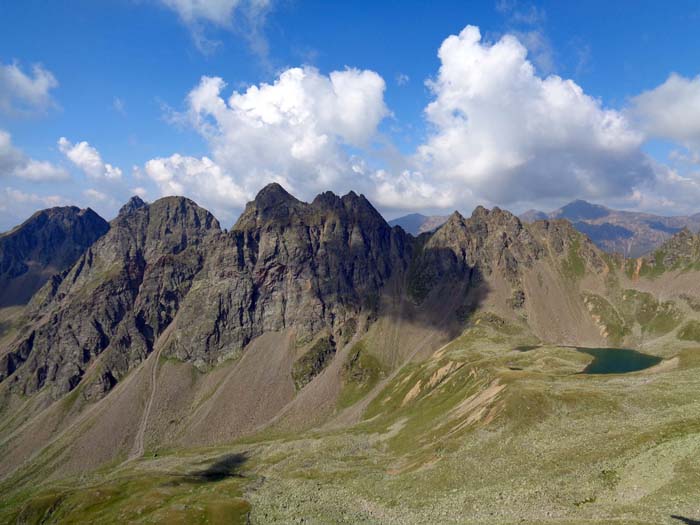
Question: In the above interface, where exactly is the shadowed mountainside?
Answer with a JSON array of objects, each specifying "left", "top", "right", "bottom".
[{"left": 0, "top": 206, "right": 109, "bottom": 307}]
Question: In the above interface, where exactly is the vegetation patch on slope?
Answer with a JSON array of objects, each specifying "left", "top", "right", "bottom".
[
  {"left": 562, "top": 237, "right": 586, "bottom": 279},
  {"left": 291, "top": 335, "right": 336, "bottom": 390},
  {"left": 338, "top": 341, "right": 386, "bottom": 408},
  {"left": 583, "top": 293, "right": 628, "bottom": 344}
]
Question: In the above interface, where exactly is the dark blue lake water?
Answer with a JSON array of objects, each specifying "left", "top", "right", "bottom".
[{"left": 576, "top": 347, "right": 662, "bottom": 374}]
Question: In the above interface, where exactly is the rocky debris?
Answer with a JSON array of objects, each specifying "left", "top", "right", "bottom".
[{"left": 0, "top": 206, "right": 109, "bottom": 306}]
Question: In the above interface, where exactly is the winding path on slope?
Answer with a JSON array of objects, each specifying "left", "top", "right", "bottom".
[{"left": 127, "top": 324, "right": 174, "bottom": 461}]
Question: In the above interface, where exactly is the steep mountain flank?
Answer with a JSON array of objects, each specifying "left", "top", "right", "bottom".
[
  {"left": 0, "top": 185, "right": 410, "bottom": 400},
  {"left": 163, "top": 183, "right": 410, "bottom": 366},
  {"left": 408, "top": 206, "right": 607, "bottom": 341},
  {"left": 623, "top": 227, "right": 700, "bottom": 279},
  {"left": 0, "top": 206, "right": 109, "bottom": 307},
  {"left": 5, "top": 186, "right": 700, "bottom": 522},
  {"left": 0, "top": 196, "right": 219, "bottom": 398}
]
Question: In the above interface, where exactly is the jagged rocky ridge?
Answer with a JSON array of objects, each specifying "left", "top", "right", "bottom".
[
  {"left": 0, "top": 197, "right": 219, "bottom": 398},
  {"left": 0, "top": 184, "right": 617, "bottom": 404},
  {"left": 0, "top": 185, "right": 412, "bottom": 398}
]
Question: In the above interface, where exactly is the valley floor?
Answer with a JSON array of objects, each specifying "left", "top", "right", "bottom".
[{"left": 3, "top": 325, "right": 700, "bottom": 524}]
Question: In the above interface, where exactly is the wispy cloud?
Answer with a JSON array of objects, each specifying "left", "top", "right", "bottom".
[
  {"left": 0, "top": 61, "right": 58, "bottom": 116},
  {"left": 158, "top": 0, "right": 275, "bottom": 63}
]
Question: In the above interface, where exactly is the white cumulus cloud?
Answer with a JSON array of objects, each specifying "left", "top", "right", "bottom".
[
  {"left": 145, "top": 66, "right": 388, "bottom": 219},
  {"left": 58, "top": 137, "right": 123, "bottom": 180},
  {"left": 630, "top": 73, "right": 700, "bottom": 153},
  {"left": 0, "top": 61, "right": 58, "bottom": 115},
  {"left": 144, "top": 154, "right": 248, "bottom": 221},
  {"left": 414, "top": 25, "right": 653, "bottom": 208}
]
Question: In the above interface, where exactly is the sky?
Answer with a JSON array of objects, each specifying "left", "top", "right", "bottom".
[{"left": 1, "top": 0, "right": 700, "bottom": 229}]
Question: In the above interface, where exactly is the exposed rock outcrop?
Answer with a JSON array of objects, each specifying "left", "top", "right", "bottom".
[{"left": 0, "top": 197, "right": 219, "bottom": 398}]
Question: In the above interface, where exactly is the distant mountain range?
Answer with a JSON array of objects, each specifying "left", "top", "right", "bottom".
[
  {"left": 388, "top": 213, "right": 449, "bottom": 235},
  {"left": 390, "top": 200, "right": 700, "bottom": 257},
  {"left": 520, "top": 200, "right": 700, "bottom": 257}
]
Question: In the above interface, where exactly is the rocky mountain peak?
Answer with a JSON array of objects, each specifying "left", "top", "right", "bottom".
[
  {"left": 234, "top": 183, "right": 306, "bottom": 230},
  {"left": 117, "top": 195, "right": 147, "bottom": 217},
  {"left": 647, "top": 227, "right": 700, "bottom": 268},
  {"left": 0, "top": 206, "right": 109, "bottom": 306},
  {"left": 556, "top": 200, "right": 610, "bottom": 221}
]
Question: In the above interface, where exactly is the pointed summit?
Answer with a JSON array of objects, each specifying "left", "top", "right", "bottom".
[
  {"left": 555, "top": 200, "right": 609, "bottom": 221},
  {"left": 118, "top": 195, "right": 147, "bottom": 217},
  {"left": 0, "top": 206, "right": 109, "bottom": 306},
  {"left": 254, "top": 183, "right": 299, "bottom": 207},
  {"left": 234, "top": 183, "right": 306, "bottom": 230}
]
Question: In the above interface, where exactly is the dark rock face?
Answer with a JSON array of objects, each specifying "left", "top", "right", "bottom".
[
  {"left": 0, "top": 197, "right": 219, "bottom": 398},
  {"left": 0, "top": 186, "right": 610, "bottom": 402},
  {"left": 291, "top": 335, "right": 336, "bottom": 390},
  {"left": 408, "top": 206, "right": 605, "bottom": 310},
  {"left": 163, "top": 185, "right": 410, "bottom": 367},
  {"left": 408, "top": 207, "right": 544, "bottom": 303},
  {"left": 0, "top": 186, "right": 410, "bottom": 399},
  {"left": 0, "top": 207, "right": 109, "bottom": 306}
]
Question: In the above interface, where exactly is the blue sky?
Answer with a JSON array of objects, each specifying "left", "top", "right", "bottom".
[{"left": 1, "top": 0, "right": 700, "bottom": 229}]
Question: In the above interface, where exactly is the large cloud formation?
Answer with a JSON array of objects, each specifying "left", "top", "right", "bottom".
[
  {"left": 414, "top": 25, "right": 653, "bottom": 208},
  {"left": 8, "top": 21, "right": 700, "bottom": 230},
  {"left": 133, "top": 26, "right": 700, "bottom": 220},
  {"left": 146, "top": 66, "right": 388, "bottom": 219},
  {"left": 631, "top": 73, "right": 700, "bottom": 155},
  {"left": 146, "top": 24, "right": 666, "bottom": 219}
]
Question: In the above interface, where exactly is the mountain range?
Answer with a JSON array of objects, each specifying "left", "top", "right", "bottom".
[
  {"left": 391, "top": 200, "right": 700, "bottom": 258},
  {"left": 520, "top": 199, "right": 700, "bottom": 257},
  {"left": 2, "top": 186, "right": 700, "bottom": 523},
  {"left": 388, "top": 212, "right": 450, "bottom": 236}
]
